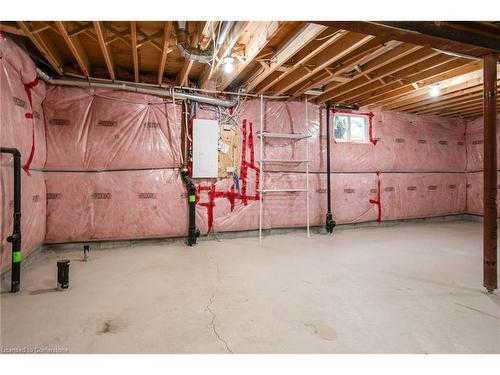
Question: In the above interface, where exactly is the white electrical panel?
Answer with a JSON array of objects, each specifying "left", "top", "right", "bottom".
[{"left": 192, "top": 118, "right": 220, "bottom": 178}]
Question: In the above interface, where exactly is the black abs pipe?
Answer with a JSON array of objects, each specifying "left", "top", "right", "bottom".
[
  {"left": 325, "top": 106, "right": 336, "bottom": 233},
  {"left": 181, "top": 170, "right": 200, "bottom": 246},
  {"left": 1, "top": 147, "right": 22, "bottom": 292}
]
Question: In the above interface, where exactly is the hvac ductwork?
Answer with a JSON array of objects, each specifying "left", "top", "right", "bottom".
[
  {"left": 175, "top": 21, "right": 215, "bottom": 64},
  {"left": 37, "top": 69, "right": 238, "bottom": 107}
]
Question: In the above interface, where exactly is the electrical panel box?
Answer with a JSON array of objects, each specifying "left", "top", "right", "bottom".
[{"left": 192, "top": 118, "right": 220, "bottom": 178}]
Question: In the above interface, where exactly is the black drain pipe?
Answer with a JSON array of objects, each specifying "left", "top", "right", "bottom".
[
  {"left": 325, "top": 105, "right": 336, "bottom": 233},
  {"left": 1, "top": 147, "right": 22, "bottom": 292},
  {"left": 181, "top": 170, "right": 200, "bottom": 246}
]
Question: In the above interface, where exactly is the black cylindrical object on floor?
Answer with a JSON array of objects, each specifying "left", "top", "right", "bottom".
[
  {"left": 1, "top": 147, "right": 22, "bottom": 293},
  {"left": 57, "top": 260, "right": 70, "bottom": 290}
]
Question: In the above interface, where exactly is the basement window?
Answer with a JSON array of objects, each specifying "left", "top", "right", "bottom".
[{"left": 334, "top": 113, "right": 369, "bottom": 143}]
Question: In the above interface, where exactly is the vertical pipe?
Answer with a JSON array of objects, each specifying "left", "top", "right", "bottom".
[
  {"left": 181, "top": 170, "right": 200, "bottom": 246},
  {"left": 259, "top": 95, "right": 264, "bottom": 241},
  {"left": 483, "top": 54, "right": 497, "bottom": 293},
  {"left": 1, "top": 147, "right": 22, "bottom": 292},
  {"left": 305, "top": 96, "right": 310, "bottom": 238},
  {"left": 325, "top": 105, "right": 336, "bottom": 233}
]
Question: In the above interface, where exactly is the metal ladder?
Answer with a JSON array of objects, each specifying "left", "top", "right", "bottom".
[{"left": 257, "top": 95, "right": 311, "bottom": 241}]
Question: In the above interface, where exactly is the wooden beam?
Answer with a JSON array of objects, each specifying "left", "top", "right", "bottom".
[
  {"left": 314, "top": 21, "right": 498, "bottom": 59},
  {"left": 427, "top": 97, "right": 484, "bottom": 116},
  {"left": 199, "top": 21, "right": 252, "bottom": 89},
  {"left": 317, "top": 46, "right": 435, "bottom": 103},
  {"left": 130, "top": 22, "right": 139, "bottom": 83},
  {"left": 291, "top": 40, "right": 399, "bottom": 98},
  {"left": 136, "top": 30, "right": 163, "bottom": 50},
  {"left": 177, "top": 22, "right": 200, "bottom": 86},
  {"left": 483, "top": 52, "right": 498, "bottom": 292},
  {"left": 410, "top": 89, "right": 484, "bottom": 114},
  {"left": 249, "top": 29, "right": 345, "bottom": 95},
  {"left": 211, "top": 21, "right": 252, "bottom": 79},
  {"left": 234, "top": 23, "right": 327, "bottom": 92},
  {"left": 267, "top": 32, "right": 375, "bottom": 96},
  {"left": 382, "top": 68, "right": 487, "bottom": 110},
  {"left": 17, "top": 21, "right": 64, "bottom": 75},
  {"left": 93, "top": 21, "right": 115, "bottom": 80},
  {"left": 365, "top": 61, "right": 482, "bottom": 109},
  {"left": 55, "top": 21, "right": 91, "bottom": 77},
  {"left": 340, "top": 55, "right": 459, "bottom": 104},
  {"left": 219, "top": 21, "right": 293, "bottom": 90},
  {"left": 0, "top": 23, "right": 26, "bottom": 36},
  {"left": 353, "top": 58, "right": 469, "bottom": 107},
  {"left": 68, "top": 22, "right": 92, "bottom": 37}
]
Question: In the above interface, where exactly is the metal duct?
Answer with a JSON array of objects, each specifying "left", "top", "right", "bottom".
[
  {"left": 175, "top": 21, "right": 214, "bottom": 64},
  {"left": 37, "top": 72, "right": 238, "bottom": 107},
  {"left": 217, "top": 21, "right": 233, "bottom": 47}
]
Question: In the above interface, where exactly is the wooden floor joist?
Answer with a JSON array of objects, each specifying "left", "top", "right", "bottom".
[
  {"left": 55, "top": 21, "right": 91, "bottom": 77},
  {"left": 2, "top": 20, "right": 497, "bottom": 120},
  {"left": 93, "top": 21, "right": 115, "bottom": 80}
]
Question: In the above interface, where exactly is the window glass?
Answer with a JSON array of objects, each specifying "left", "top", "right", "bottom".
[
  {"left": 333, "top": 113, "right": 369, "bottom": 142},
  {"left": 349, "top": 116, "right": 367, "bottom": 141},
  {"left": 334, "top": 115, "right": 348, "bottom": 140}
]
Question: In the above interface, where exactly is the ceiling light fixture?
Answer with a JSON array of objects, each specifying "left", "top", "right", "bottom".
[
  {"left": 222, "top": 56, "right": 234, "bottom": 74},
  {"left": 429, "top": 84, "right": 440, "bottom": 98}
]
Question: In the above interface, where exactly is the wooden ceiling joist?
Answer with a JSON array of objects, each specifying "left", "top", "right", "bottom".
[
  {"left": 219, "top": 21, "right": 304, "bottom": 90},
  {"left": 130, "top": 21, "right": 139, "bottom": 83},
  {"left": 382, "top": 69, "right": 487, "bottom": 110},
  {"left": 0, "top": 23, "right": 26, "bottom": 36},
  {"left": 17, "top": 21, "right": 64, "bottom": 75},
  {"left": 68, "top": 22, "right": 92, "bottom": 38},
  {"left": 338, "top": 54, "right": 459, "bottom": 105},
  {"left": 365, "top": 61, "right": 482, "bottom": 109},
  {"left": 269, "top": 32, "right": 375, "bottom": 96},
  {"left": 158, "top": 22, "right": 172, "bottom": 85},
  {"left": 55, "top": 21, "right": 91, "bottom": 77},
  {"left": 318, "top": 47, "right": 437, "bottom": 103},
  {"left": 314, "top": 21, "right": 499, "bottom": 60},
  {"left": 291, "top": 39, "right": 399, "bottom": 98},
  {"left": 93, "top": 21, "right": 115, "bottom": 80},
  {"left": 313, "top": 43, "right": 421, "bottom": 103},
  {"left": 177, "top": 24, "right": 199, "bottom": 86},
  {"left": 249, "top": 28, "right": 347, "bottom": 95},
  {"left": 198, "top": 21, "right": 255, "bottom": 89},
  {"left": 356, "top": 58, "right": 472, "bottom": 107},
  {"left": 4, "top": 20, "right": 496, "bottom": 120},
  {"left": 241, "top": 23, "right": 327, "bottom": 92}
]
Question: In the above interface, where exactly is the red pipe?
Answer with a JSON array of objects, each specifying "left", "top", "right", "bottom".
[{"left": 483, "top": 53, "right": 497, "bottom": 293}]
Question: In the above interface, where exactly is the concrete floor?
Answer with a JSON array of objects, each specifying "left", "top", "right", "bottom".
[{"left": 1, "top": 220, "right": 499, "bottom": 354}]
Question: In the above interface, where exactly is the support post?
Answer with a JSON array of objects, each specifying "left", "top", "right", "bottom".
[
  {"left": 305, "top": 96, "right": 310, "bottom": 238},
  {"left": 325, "top": 104, "right": 336, "bottom": 233},
  {"left": 483, "top": 54, "right": 497, "bottom": 293},
  {"left": 259, "top": 95, "right": 264, "bottom": 241}
]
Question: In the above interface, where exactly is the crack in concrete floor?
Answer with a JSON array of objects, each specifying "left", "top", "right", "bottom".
[{"left": 206, "top": 254, "right": 233, "bottom": 354}]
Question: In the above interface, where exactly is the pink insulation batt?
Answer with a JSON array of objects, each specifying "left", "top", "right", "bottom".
[
  {"left": 1, "top": 33, "right": 494, "bottom": 269},
  {"left": 465, "top": 114, "right": 500, "bottom": 216},
  {"left": 1, "top": 34, "right": 46, "bottom": 270},
  {"left": 41, "top": 94, "right": 468, "bottom": 243}
]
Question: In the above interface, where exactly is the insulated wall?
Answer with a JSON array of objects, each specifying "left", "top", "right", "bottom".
[
  {"left": 42, "top": 91, "right": 467, "bottom": 243},
  {"left": 0, "top": 34, "right": 46, "bottom": 271},
  {"left": 42, "top": 86, "right": 190, "bottom": 243},
  {"left": 465, "top": 114, "right": 500, "bottom": 216}
]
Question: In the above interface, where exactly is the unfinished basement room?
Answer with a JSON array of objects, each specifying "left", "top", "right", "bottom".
[{"left": 1, "top": 1, "right": 500, "bottom": 370}]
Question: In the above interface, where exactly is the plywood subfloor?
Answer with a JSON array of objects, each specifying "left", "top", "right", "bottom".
[{"left": 1, "top": 221, "right": 499, "bottom": 353}]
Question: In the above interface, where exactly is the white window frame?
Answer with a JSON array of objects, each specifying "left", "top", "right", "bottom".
[{"left": 333, "top": 113, "right": 370, "bottom": 144}]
